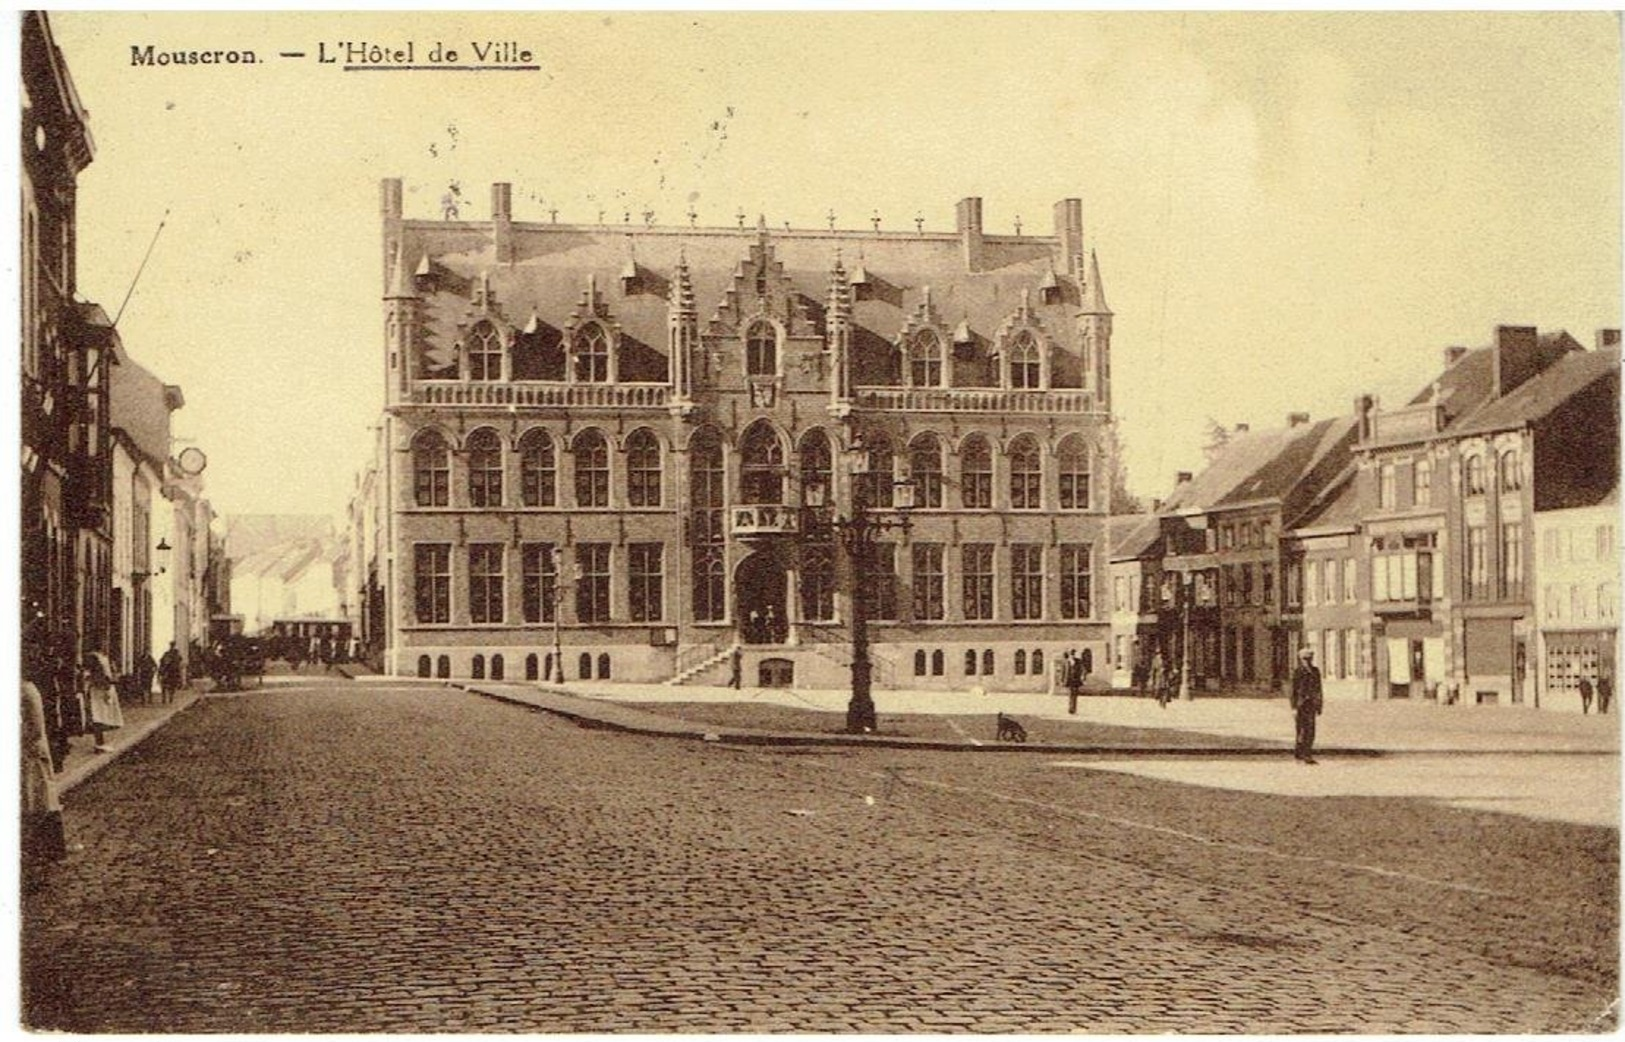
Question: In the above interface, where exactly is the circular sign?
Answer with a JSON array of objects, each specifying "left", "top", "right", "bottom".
[{"left": 177, "top": 447, "right": 208, "bottom": 476}]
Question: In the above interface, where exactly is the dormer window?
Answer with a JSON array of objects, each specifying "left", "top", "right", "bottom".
[
  {"left": 467, "top": 321, "right": 503, "bottom": 382},
  {"left": 574, "top": 324, "right": 610, "bottom": 383},
  {"left": 909, "top": 331, "right": 943, "bottom": 388},
  {"left": 1009, "top": 331, "right": 1041, "bottom": 389},
  {"left": 746, "top": 320, "right": 777, "bottom": 377},
  {"left": 1039, "top": 270, "right": 1061, "bottom": 306}
]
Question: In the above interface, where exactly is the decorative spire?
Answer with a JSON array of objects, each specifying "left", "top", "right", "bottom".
[
  {"left": 1080, "top": 248, "right": 1112, "bottom": 315},
  {"left": 671, "top": 249, "right": 696, "bottom": 316},
  {"left": 827, "top": 249, "right": 852, "bottom": 324}
]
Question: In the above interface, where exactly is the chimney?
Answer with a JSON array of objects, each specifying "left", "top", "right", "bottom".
[
  {"left": 381, "top": 178, "right": 404, "bottom": 221},
  {"left": 1287, "top": 412, "right": 1311, "bottom": 428},
  {"left": 1053, "top": 198, "right": 1083, "bottom": 276},
  {"left": 1444, "top": 345, "right": 1468, "bottom": 367},
  {"left": 1598, "top": 329, "right": 1621, "bottom": 351},
  {"left": 956, "top": 197, "right": 984, "bottom": 273},
  {"left": 1175, "top": 471, "right": 1193, "bottom": 485},
  {"left": 492, "top": 182, "right": 514, "bottom": 265},
  {"left": 1492, "top": 324, "right": 1540, "bottom": 399},
  {"left": 1354, "top": 394, "right": 1375, "bottom": 442}
]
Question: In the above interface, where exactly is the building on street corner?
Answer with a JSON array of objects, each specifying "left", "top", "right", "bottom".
[{"left": 353, "top": 181, "right": 1118, "bottom": 689}]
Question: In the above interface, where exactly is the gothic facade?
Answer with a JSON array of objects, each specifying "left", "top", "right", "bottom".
[{"left": 372, "top": 181, "right": 1116, "bottom": 690}]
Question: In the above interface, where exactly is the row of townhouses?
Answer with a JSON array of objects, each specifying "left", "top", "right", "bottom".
[
  {"left": 1110, "top": 325, "right": 1619, "bottom": 712},
  {"left": 347, "top": 180, "right": 1118, "bottom": 690},
  {"left": 22, "top": 12, "right": 228, "bottom": 762}
]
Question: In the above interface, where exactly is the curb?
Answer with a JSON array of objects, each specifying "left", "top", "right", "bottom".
[
  {"left": 56, "top": 694, "right": 202, "bottom": 796},
  {"left": 453, "top": 682, "right": 1385, "bottom": 759}
]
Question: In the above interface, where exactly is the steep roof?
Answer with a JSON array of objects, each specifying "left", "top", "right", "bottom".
[
  {"left": 233, "top": 537, "right": 332, "bottom": 585},
  {"left": 1161, "top": 415, "right": 1357, "bottom": 521},
  {"left": 224, "top": 515, "right": 335, "bottom": 562},
  {"left": 1108, "top": 513, "right": 1162, "bottom": 561},
  {"left": 395, "top": 218, "right": 1101, "bottom": 387},
  {"left": 1407, "top": 331, "right": 1582, "bottom": 429},
  {"left": 1289, "top": 465, "right": 1361, "bottom": 533},
  {"left": 1449, "top": 345, "right": 1620, "bottom": 437},
  {"left": 110, "top": 353, "right": 180, "bottom": 468}
]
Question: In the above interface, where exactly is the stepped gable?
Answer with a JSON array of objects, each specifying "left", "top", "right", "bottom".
[{"left": 394, "top": 220, "right": 1095, "bottom": 386}]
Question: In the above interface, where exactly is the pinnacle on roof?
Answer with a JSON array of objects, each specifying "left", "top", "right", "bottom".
[
  {"left": 388, "top": 241, "right": 415, "bottom": 298},
  {"left": 671, "top": 250, "right": 696, "bottom": 315},
  {"left": 1081, "top": 249, "right": 1111, "bottom": 315}
]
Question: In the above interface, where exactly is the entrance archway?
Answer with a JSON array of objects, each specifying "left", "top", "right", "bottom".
[{"left": 736, "top": 551, "right": 789, "bottom": 645}]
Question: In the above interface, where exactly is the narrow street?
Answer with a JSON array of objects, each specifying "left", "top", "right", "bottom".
[{"left": 22, "top": 678, "right": 1618, "bottom": 1033}]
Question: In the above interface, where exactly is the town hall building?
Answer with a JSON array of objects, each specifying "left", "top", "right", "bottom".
[{"left": 362, "top": 180, "right": 1117, "bottom": 690}]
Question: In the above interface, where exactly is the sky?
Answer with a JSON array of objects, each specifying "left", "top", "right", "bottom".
[{"left": 43, "top": 11, "right": 1622, "bottom": 523}]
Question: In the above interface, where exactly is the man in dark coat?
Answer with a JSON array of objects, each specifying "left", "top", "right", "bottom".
[
  {"left": 1579, "top": 675, "right": 1594, "bottom": 715},
  {"left": 1599, "top": 671, "right": 1614, "bottom": 715},
  {"left": 1290, "top": 646, "right": 1324, "bottom": 764}
]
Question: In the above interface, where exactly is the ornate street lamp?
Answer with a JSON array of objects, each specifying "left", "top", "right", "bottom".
[{"left": 803, "top": 447, "right": 916, "bottom": 734}]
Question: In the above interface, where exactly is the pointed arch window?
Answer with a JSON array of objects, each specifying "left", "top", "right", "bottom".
[
  {"left": 574, "top": 324, "right": 610, "bottom": 383},
  {"left": 467, "top": 321, "right": 503, "bottom": 382},
  {"left": 1010, "top": 436, "right": 1042, "bottom": 510},
  {"left": 1009, "top": 331, "right": 1041, "bottom": 389},
  {"left": 1499, "top": 449, "right": 1522, "bottom": 491},
  {"left": 961, "top": 435, "right": 992, "bottom": 510},
  {"left": 519, "top": 429, "right": 556, "bottom": 507},
  {"left": 909, "top": 330, "right": 943, "bottom": 388},
  {"left": 626, "top": 429, "right": 662, "bottom": 507},
  {"left": 1464, "top": 454, "right": 1486, "bottom": 496},
  {"left": 694, "top": 547, "right": 726, "bottom": 622},
  {"left": 574, "top": 430, "right": 610, "bottom": 508},
  {"left": 466, "top": 428, "right": 503, "bottom": 508},
  {"left": 741, "top": 423, "right": 785, "bottom": 505},
  {"left": 746, "top": 320, "right": 777, "bottom": 377},
  {"left": 909, "top": 434, "right": 944, "bottom": 508},
  {"left": 412, "top": 430, "right": 450, "bottom": 507},
  {"left": 1058, "top": 437, "right": 1091, "bottom": 510}
]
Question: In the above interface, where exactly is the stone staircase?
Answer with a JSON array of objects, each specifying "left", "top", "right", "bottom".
[{"left": 666, "top": 637, "right": 740, "bottom": 686}]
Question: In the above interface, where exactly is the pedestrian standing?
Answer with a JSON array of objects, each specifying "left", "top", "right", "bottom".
[
  {"left": 1066, "top": 650, "right": 1083, "bottom": 715},
  {"left": 728, "top": 646, "right": 742, "bottom": 690},
  {"left": 1290, "top": 646, "right": 1324, "bottom": 764},
  {"left": 136, "top": 649, "right": 158, "bottom": 706},
  {"left": 84, "top": 652, "right": 123, "bottom": 753},
  {"left": 21, "top": 679, "right": 66, "bottom": 879},
  {"left": 1599, "top": 670, "right": 1614, "bottom": 715},
  {"left": 1149, "top": 651, "right": 1167, "bottom": 708},
  {"left": 1579, "top": 675, "right": 1594, "bottom": 715},
  {"left": 159, "top": 642, "right": 184, "bottom": 705}
]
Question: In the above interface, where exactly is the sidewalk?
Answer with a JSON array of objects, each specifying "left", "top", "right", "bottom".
[
  {"left": 456, "top": 678, "right": 1621, "bottom": 757},
  {"left": 53, "top": 689, "right": 206, "bottom": 796}
]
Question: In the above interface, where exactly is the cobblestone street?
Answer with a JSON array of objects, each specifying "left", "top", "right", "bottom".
[{"left": 22, "top": 679, "right": 1618, "bottom": 1033}]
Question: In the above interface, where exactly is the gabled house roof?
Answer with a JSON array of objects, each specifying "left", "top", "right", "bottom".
[
  {"left": 1162, "top": 416, "right": 1355, "bottom": 517},
  {"left": 1108, "top": 513, "right": 1163, "bottom": 562},
  {"left": 1289, "top": 465, "right": 1361, "bottom": 534},
  {"left": 1449, "top": 345, "right": 1619, "bottom": 438}
]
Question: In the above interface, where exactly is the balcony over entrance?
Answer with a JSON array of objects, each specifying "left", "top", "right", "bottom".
[{"left": 731, "top": 504, "right": 800, "bottom": 538}]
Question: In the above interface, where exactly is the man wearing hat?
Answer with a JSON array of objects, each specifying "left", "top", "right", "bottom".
[{"left": 1289, "top": 645, "right": 1324, "bottom": 764}]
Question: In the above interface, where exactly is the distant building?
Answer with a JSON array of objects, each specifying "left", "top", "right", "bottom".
[
  {"left": 358, "top": 180, "right": 1118, "bottom": 687},
  {"left": 1534, "top": 492, "right": 1619, "bottom": 711},
  {"left": 228, "top": 535, "right": 341, "bottom": 636},
  {"left": 1107, "top": 513, "right": 1161, "bottom": 690}
]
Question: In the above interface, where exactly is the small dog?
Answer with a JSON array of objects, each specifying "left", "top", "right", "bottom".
[{"left": 996, "top": 712, "right": 1028, "bottom": 743}]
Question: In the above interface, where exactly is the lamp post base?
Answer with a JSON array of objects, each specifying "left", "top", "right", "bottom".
[{"left": 846, "top": 690, "right": 876, "bottom": 734}]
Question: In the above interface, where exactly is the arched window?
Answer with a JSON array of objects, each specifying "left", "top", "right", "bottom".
[
  {"left": 436, "top": 655, "right": 450, "bottom": 679},
  {"left": 413, "top": 430, "right": 450, "bottom": 507},
  {"left": 574, "top": 324, "right": 610, "bottom": 383},
  {"left": 1015, "top": 649, "right": 1027, "bottom": 675},
  {"left": 915, "top": 649, "right": 928, "bottom": 676},
  {"left": 909, "top": 434, "right": 944, "bottom": 509},
  {"left": 931, "top": 650, "right": 944, "bottom": 676},
  {"left": 574, "top": 430, "right": 609, "bottom": 508},
  {"left": 800, "top": 544, "right": 836, "bottom": 622},
  {"left": 578, "top": 653, "right": 593, "bottom": 680},
  {"left": 466, "top": 428, "right": 503, "bottom": 508},
  {"left": 740, "top": 423, "right": 784, "bottom": 505},
  {"left": 1009, "top": 331, "right": 1041, "bottom": 389},
  {"left": 1500, "top": 450, "right": 1521, "bottom": 491},
  {"left": 1465, "top": 455, "right": 1486, "bottom": 495},
  {"left": 961, "top": 435, "right": 992, "bottom": 509},
  {"left": 417, "top": 655, "right": 431, "bottom": 678},
  {"left": 746, "top": 320, "right": 777, "bottom": 376},
  {"left": 982, "top": 649, "right": 995, "bottom": 675},
  {"left": 799, "top": 431, "right": 832, "bottom": 507},
  {"left": 471, "top": 654, "right": 485, "bottom": 680},
  {"left": 626, "top": 429, "right": 662, "bottom": 507},
  {"left": 1058, "top": 437, "right": 1090, "bottom": 510},
  {"left": 860, "top": 435, "right": 894, "bottom": 508},
  {"left": 597, "top": 653, "right": 611, "bottom": 680},
  {"left": 909, "top": 330, "right": 943, "bottom": 388},
  {"left": 491, "top": 654, "right": 504, "bottom": 681},
  {"left": 965, "top": 649, "right": 978, "bottom": 675},
  {"left": 525, "top": 653, "right": 538, "bottom": 681},
  {"left": 1081, "top": 649, "right": 1093, "bottom": 674},
  {"left": 695, "top": 547, "right": 726, "bottom": 623},
  {"left": 519, "top": 429, "right": 556, "bottom": 508},
  {"left": 467, "top": 321, "right": 503, "bottom": 382},
  {"left": 1010, "top": 436, "right": 1042, "bottom": 510},
  {"left": 1032, "top": 649, "right": 1045, "bottom": 676}
]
